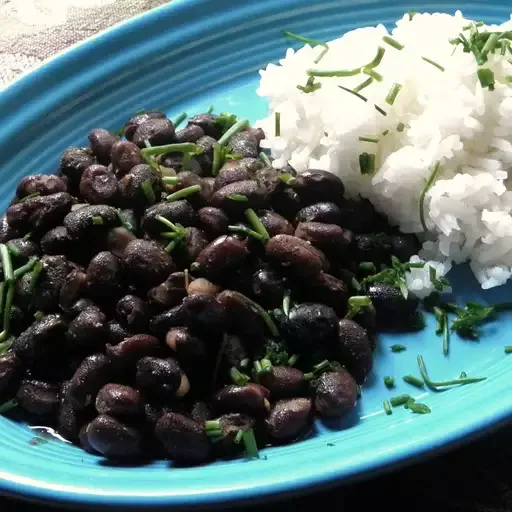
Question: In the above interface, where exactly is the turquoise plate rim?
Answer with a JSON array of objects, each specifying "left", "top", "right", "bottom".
[{"left": 0, "top": 0, "right": 511, "bottom": 507}]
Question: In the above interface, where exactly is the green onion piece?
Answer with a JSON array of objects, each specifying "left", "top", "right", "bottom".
[
  {"left": 353, "top": 77, "right": 374, "bottom": 93},
  {"left": 282, "top": 289, "right": 291, "bottom": 317},
  {"left": 155, "top": 215, "right": 184, "bottom": 234},
  {"left": 230, "top": 291, "right": 279, "bottom": 337},
  {"left": 297, "top": 81, "right": 322, "bottom": 93},
  {"left": 0, "top": 398, "right": 18, "bottom": 414},
  {"left": 227, "top": 194, "right": 248, "bottom": 202},
  {"left": 417, "top": 355, "right": 486, "bottom": 390},
  {"left": 245, "top": 208, "right": 270, "bottom": 243},
  {"left": 391, "top": 344, "right": 406, "bottom": 353},
  {"left": 0, "top": 283, "right": 15, "bottom": 339},
  {"left": 182, "top": 152, "right": 191, "bottom": 172},
  {"left": 389, "top": 394, "right": 411, "bottom": 407},
  {"left": 359, "top": 136, "right": 379, "bottom": 143},
  {"left": 359, "top": 152, "right": 376, "bottom": 175},
  {"left": 13, "top": 256, "right": 38, "bottom": 280},
  {"left": 166, "top": 185, "right": 201, "bottom": 202},
  {"left": 230, "top": 367, "right": 250, "bottom": 386},
  {"left": 164, "top": 240, "right": 177, "bottom": 254},
  {"left": 359, "top": 262, "right": 377, "bottom": 273},
  {"left": 34, "top": 310, "right": 44, "bottom": 321},
  {"left": 206, "top": 429, "right": 223, "bottom": 438},
  {"left": 234, "top": 429, "right": 244, "bottom": 444},
  {"left": 218, "top": 119, "right": 250, "bottom": 146},
  {"left": 365, "top": 46, "right": 386, "bottom": 69},
  {"left": 419, "top": 161, "right": 441, "bottom": 232},
  {"left": 162, "top": 176, "right": 180, "bottom": 185},
  {"left": 477, "top": 68, "right": 495, "bottom": 90},
  {"left": 173, "top": 112, "right": 187, "bottom": 128},
  {"left": 422, "top": 56, "right": 445, "bottom": 71},
  {"left": 288, "top": 354, "right": 298, "bottom": 366},
  {"left": 29, "top": 260, "right": 43, "bottom": 294},
  {"left": 505, "top": 346, "right": 512, "bottom": 354},
  {"left": 242, "top": 429, "right": 259, "bottom": 459},
  {"left": 284, "top": 31, "right": 324, "bottom": 48},
  {"left": 433, "top": 306, "right": 445, "bottom": 335},
  {"left": 279, "top": 173, "right": 296, "bottom": 185},
  {"left": 6, "top": 243, "right": 19, "bottom": 259},
  {"left": 504, "top": 75, "right": 512, "bottom": 83},
  {"left": 205, "top": 420, "right": 221, "bottom": 431},
  {"left": 206, "top": 105, "right": 214, "bottom": 114},
  {"left": 397, "top": 122, "right": 405, "bottom": 132},
  {"left": 260, "top": 358, "right": 273, "bottom": 375},
  {"left": 382, "top": 36, "right": 404, "bottom": 50},
  {"left": 374, "top": 104, "right": 388, "bottom": 116},
  {"left": 0, "top": 338, "right": 13, "bottom": 355},
  {"left": 481, "top": 32, "right": 500, "bottom": 58},
  {"left": 91, "top": 216, "right": 104, "bottom": 225},
  {"left": 385, "top": 83, "right": 402, "bottom": 105},
  {"left": 19, "top": 192, "right": 40, "bottom": 202},
  {"left": 274, "top": 112, "right": 281, "bottom": 137},
  {"left": 308, "top": 67, "right": 361, "bottom": 78},
  {"left": 383, "top": 400, "right": 393, "bottom": 415},
  {"left": 141, "top": 180, "right": 156, "bottom": 204},
  {"left": 344, "top": 295, "right": 372, "bottom": 320},
  {"left": 259, "top": 152, "right": 272, "bottom": 167},
  {"left": 407, "top": 11, "right": 418, "bottom": 20},
  {"left": 362, "top": 67, "right": 383, "bottom": 82},
  {"left": 403, "top": 375, "right": 424, "bottom": 388},
  {"left": 338, "top": 85, "right": 368, "bottom": 103},
  {"left": 0, "top": 245, "right": 13, "bottom": 284},
  {"left": 228, "top": 225, "right": 266, "bottom": 242},
  {"left": 212, "top": 143, "right": 223, "bottom": 176},
  {"left": 141, "top": 143, "right": 202, "bottom": 157},
  {"left": 22, "top": 232, "right": 32, "bottom": 241},
  {"left": 384, "top": 376, "right": 395, "bottom": 389},
  {"left": 116, "top": 209, "right": 134, "bottom": 232},
  {"left": 351, "top": 277, "right": 362, "bottom": 292},
  {"left": 408, "top": 402, "right": 431, "bottom": 414},
  {"left": 382, "top": 129, "right": 389, "bottom": 136},
  {"left": 463, "top": 21, "right": 483, "bottom": 30}
]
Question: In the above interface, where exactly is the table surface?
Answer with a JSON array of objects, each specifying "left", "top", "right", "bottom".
[{"left": 0, "top": 1, "right": 511, "bottom": 510}]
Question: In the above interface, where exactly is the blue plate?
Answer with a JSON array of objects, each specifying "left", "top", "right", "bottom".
[{"left": 0, "top": 0, "right": 511, "bottom": 507}]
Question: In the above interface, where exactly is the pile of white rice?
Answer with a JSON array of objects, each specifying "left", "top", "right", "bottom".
[{"left": 256, "top": 11, "right": 512, "bottom": 295}]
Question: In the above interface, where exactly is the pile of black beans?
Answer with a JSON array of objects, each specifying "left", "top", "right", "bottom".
[{"left": 0, "top": 109, "right": 421, "bottom": 464}]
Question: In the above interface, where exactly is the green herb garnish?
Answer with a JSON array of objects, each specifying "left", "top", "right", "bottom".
[
  {"left": 274, "top": 112, "right": 281, "bottom": 137},
  {"left": 0, "top": 244, "right": 13, "bottom": 283},
  {"left": 0, "top": 398, "right": 18, "bottom": 414},
  {"left": 382, "top": 36, "right": 404, "bottom": 50},
  {"left": 245, "top": 208, "right": 270, "bottom": 243},
  {"left": 403, "top": 375, "right": 424, "bottom": 388},
  {"left": 166, "top": 184, "right": 201, "bottom": 202},
  {"left": 408, "top": 402, "right": 431, "bottom": 414},
  {"left": 362, "top": 67, "right": 383, "bottom": 82},
  {"left": 218, "top": 118, "right": 249, "bottom": 146},
  {"left": 417, "top": 355, "right": 486, "bottom": 390},
  {"left": 477, "top": 68, "right": 495, "bottom": 90},
  {"left": 505, "top": 346, "right": 512, "bottom": 354},
  {"left": 284, "top": 31, "right": 329, "bottom": 64},
  {"left": 353, "top": 77, "right": 374, "bottom": 93},
  {"left": 259, "top": 152, "right": 272, "bottom": 167},
  {"left": 419, "top": 161, "right": 441, "bottom": 232},
  {"left": 116, "top": 209, "right": 134, "bottom": 232},
  {"left": 391, "top": 344, "right": 407, "bottom": 353},
  {"left": 359, "top": 262, "right": 377, "bottom": 273},
  {"left": 366, "top": 46, "right": 386, "bottom": 69},
  {"left": 383, "top": 400, "right": 393, "bottom": 415},
  {"left": 279, "top": 173, "right": 296, "bottom": 185},
  {"left": 433, "top": 306, "right": 449, "bottom": 355},
  {"left": 384, "top": 376, "right": 395, "bottom": 389},
  {"left": 422, "top": 56, "right": 445, "bottom": 71},
  {"left": 344, "top": 295, "right": 373, "bottom": 320},
  {"left": 359, "top": 136, "right": 379, "bottom": 143},
  {"left": 230, "top": 367, "right": 251, "bottom": 386},
  {"left": 397, "top": 122, "right": 405, "bottom": 132},
  {"left": 241, "top": 428, "right": 259, "bottom": 459},
  {"left": 29, "top": 260, "right": 43, "bottom": 294},
  {"left": 359, "top": 152, "right": 375, "bottom": 175},
  {"left": 385, "top": 83, "right": 402, "bottom": 105},
  {"left": 173, "top": 112, "right": 187, "bottom": 128},
  {"left": 227, "top": 194, "right": 249, "bottom": 202},
  {"left": 228, "top": 225, "right": 266, "bottom": 242},
  {"left": 141, "top": 180, "right": 156, "bottom": 204},
  {"left": 13, "top": 256, "right": 38, "bottom": 280},
  {"left": 389, "top": 394, "right": 412, "bottom": 407}
]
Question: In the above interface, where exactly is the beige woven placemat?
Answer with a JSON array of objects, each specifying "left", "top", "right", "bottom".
[{"left": 0, "top": 0, "right": 169, "bottom": 87}]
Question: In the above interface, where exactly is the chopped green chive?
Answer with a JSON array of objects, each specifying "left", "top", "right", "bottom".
[
  {"left": 173, "top": 112, "right": 187, "bottom": 128},
  {"left": 19, "top": 192, "right": 40, "bottom": 202},
  {"left": 407, "top": 11, "right": 418, "bottom": 20},
  {"left": 353, "top": 77, "right": 374, "bottom": 93},
  {"left": 218, "top": 119, "right": 249, "bottom": 146},
  {"left": 141, "top": 143, "right": 202, "bottom": 157},
  {"left": 116, "top": 209, "right": 134, "bottom": 232},
  {"left": 504, "top": 75, "right": 512, "bottom": 83},
  {"left": 362, "top": 67, "right": 383, "bottom": 82},
  {"left": 182, "top": 151, "right": 192, "bottom": 172},
  {"left": 242, "top": 429, "right": 259, "bottom": 458},
  {"left": 274, "top": 112, "right": 281, "bottom": 137},
  {"left": 359, "top": 136, "right": 379, "bottom": 143},
  {"left": 230, "top": 291, "right": 279, "bottom": 337},
  {"left": 463, "top": 21, "right": 483, "bottom": 30},
  {"left": 359, "top": 152, "right": 375, "bottom": 175},
  {"left": 408, "top": 402, "right": 431, "bottom": 414},
  {"left": 382, "top": 36, "right": 404, "bottom": 50},
  {"left": 284, "top": 31, "right": 329, "bottom": 64},
  {"left": 338, "top": 85, "right": 368, "bottom": 102},
  {"left": 0, "top": 244, "right": 13, "bottom": 283},
  {"left": 344, "top": 295, "right": 373, "bottom": 320},
  {"left": 391, "top": 344, "right": 406, "bottom": 353},
  {"left": 164, "top": 240, "right": 177, "bottom": 253},
  {"left": 397, "top": 122, "right": 405, "bottom": 132},
  {"left": 297, "top": 81, "right": 322, "bottom": 93},
  {"left": 359, "top": 261, "right": 377, "bottom": 273},
  {"left": 374, "top": 104, "right": 387, "bottom": 116},
  {"left": 212, "top": 143, "right": 223, "bottom": 176},
  {"left": 382, "top": 129, "right": 389, "bottom": 136},
  {"left": 0, "top": 398, "right": 18, "bottom": 414},
  {"left": 384, "top": 376, "right": 395, "bottom": 389},
  {"left": 245, "top": 208, "right": 270, "bottom": 243},
  {"left": 417, "top": 355, "right": 486, "bottom": 390},
  {"left": 13, "top": 256, "right": 38, "bottom": 280},
  {"left": 259, "top": 152, "right": 272, "bottom": 167},
  {"left": 403, "top": 375, "right": 424, "bottom": 388},
  {"left": 481, "top": 32, "right": 500, "bottom": 58},
  {"left": 309, "top": 67, "right": 361, "bottom": 78},
  {"left": 91, "top": 216, "right": 104, "bottom": 226},
  {"left": 162, "top": 176, "right": 180, "bottom": 185},
  {"left": 141, "top": 180, "right": 156, "bottom": 204},
  {"left": 29, "top": 260, "right": 43, "bottom": 294},
  {"left": 279, "top": 173, "right": 296, "bottom": 185},
  {"left": 282, "top": 289, "right": 291, "bottom": 317},
  {"left": 477, "top": 68, "right": 495, "bottom": 90},
  {"left": 227, "top": 194, "right": 249, "bottom": 202},
  {"left": 390, "top": 394, "right": 411, "bottom": 407},
  {"left": 206, "top": 105, "right": 214, "bottom": 114},
  {"left": 205, "top": 420, "right": 221, "bottom": 431},
  {"left": 230, "top": 367, "right": 251, "bottom": 386},
  {"left": 34, "top": 310, "right": 44, "bottom": 321},
  {"left": 166, "top": 185, "right": 201, "bottom": 202},
  {"left": 505, "top": 346, "right": 512, "bottom": 354},
  {"left": 228, "top": 225, "right": 266, "bottom": 242},
  {"left": 366, "top": 46, "right": 386, "bottom": 69},
  {"left": 155, "top": 215, "right": 186, "bottom": 234},
  {"left": 383, "top": 400, "right": 392, "bottom": 415},
  {"left": 422, "top": 56, "right": 445, "bottom": 71},
  {"left": 419, "top": 161, "right": 441, "bottom": 232},
  {"left": 288, "top": 354, "right": 298, "bottom": 366},
  {"left": 385, "top": 83, "right": 402, "bottom": 105},
  {"left": 234, "top": 429, "right": 244, "bottom": 444}
]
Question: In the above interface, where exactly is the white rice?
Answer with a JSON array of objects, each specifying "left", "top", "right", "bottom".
[{"left": 255, "top": 11, "right": 512, "bottom": 294}]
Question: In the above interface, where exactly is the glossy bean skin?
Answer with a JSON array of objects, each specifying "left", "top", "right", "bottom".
[
  {"left": 79, "top": 164, "right": 118, "bottom": 205},
  {"left": 264, "top": 398, "right": 312, "bottom": 441},
  {"left": 176, "top": 228, "right": 209, "bottom": 267},
  {"left": 174, "top": 124, "right": 205, "bottom": 144},
  {"left": 314, "top": 369, "right": 358, "bottom": 418},
  {"left": 194, "top": 136, "right": 217, "bottom": 175},
  {"left": 118, "top": 164, "right": 162, "bottom": 209},
  {"left": 294, "top": 222, "right": 352, "bottom": 257},
  {"left": 336, "top": 319, "right": 373, "bottom": 384},
  {"left": 86, "top": 251, "right": 124, "bottom": 300},
  {"left": 106, "top": 335, "right": 160, "bottom": 371},
  {"left": 181, "top": 294, "right": 227, "bottom": 335},
  {"left": 259, "top": 366, "right": 306, "bottom": 399},
  {"left": 147, "top": 272, "right": 187, "bottom": 311},
  {"left": 59, "top": 147, "right": 96, "bottom": 191},
  {"left": 251, "top": 268, "right": 287, "bottom": 309},
  {"left": 132, "top": 117, "right": 175, "bottom": 148},
  {"left": 88, "top": 129, "right": 120, "bottom": 165},
  {"left": 123, "top": 111, "right": 166, "bottom": 141},
  {"left": 292, "top": 169, "right": 345, "bottom": 206},
  {"left": 59, "top": 268, "right": 87, "bottom": 310},
  {"left": 299, "top": 272, "right": 349, "bottom": 316},
  {"left": 95, "top": 384, "right": 143, "bottom": 417},
  {"left": 40, "top": 226, "right": 73, "bottom": 256},
  {"left": 110, "top": 141, "right": 143, "bottom": 176},
  {"left": 210, "top": 180, "right": 267, "bottom": 216},
  {"left": 16, "top": 174, "right": 67, "bottom": 199},
  {"left": 368, "top": 283, "right": 419, "bottom": 328},
  {"left": 64, "top": 204, "right": 118, "bottom": 240},
  {"left": 0, "top": 353, "right": 24, "bottom": 402},
  {"left": 142, "top": 200, "right": 196, "bottom": 237},
  {"left": 7, "top": 238, "right": 40, "bottom": 262},
  {"left": 116, "top": 295, "right": 150, "bottom": 333},
  {"left": 106, "top": 320, "right": 131, "bottom": 346},
  {"left": 197, "top": 207, "right": 229, "bottom": 240},
  {"left": 135, "top": 356, "right": 183, "bottom": 399},
  {"left": 188, "top": 113, "right": 222, "bottom": 139},
  {"left": 259, "top": 210, "right": 294, "bottom": 237},
  {"left": 295, "top": 202, "right": 342, "bottom": 226},
  {"left": 213, "top": 383, "right": 270, "bottom": 416},
  {"left": 17, "top": 380, "right": 60, "bottom": 417},
  {"left": 67, "top": 306, "right": 108, "bottom": 354},
  {"left": 227, "top": 132, "right": 259, "bottom": 159},
  {"left": 149, "top": 305, "right": 186, "bottom": 339},
  {"left": 165, "top": 327, "right": 208, "bottom": 369},
  {"left": 214, "top": 167, "right": 252, "bottom": 191}
]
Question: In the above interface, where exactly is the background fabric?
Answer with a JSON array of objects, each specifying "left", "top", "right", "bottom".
[{"left": 0, "top": 1, "right": 510, "bottom": 511}]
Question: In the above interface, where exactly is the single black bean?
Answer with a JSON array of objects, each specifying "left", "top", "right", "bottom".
[
  {"left": 252, "top": 268, "right": 286, "bottom": 309},
  {"left": 213, "top": 167, "right": 252, "bottom": 191},
  {"left": 106, "top": 320, "right": 130, "bottom": 346},
  {"left": 106, "top": 334, "right": 160, "bottom": 370},
  {"left": 132, "top": 118, "right": 175, "bottom": 148},
  {"left": 124, "top": 111, "right": 167, "bottom": 141},
  {"left": 166, "top": 171, "right": 210, "bottom": 207},
  {"left": 259, "top": 366, "right": 306, "bottom": 399},
  {"left": 147, "top": 272, "right": 187, "bottom": 311},
  {"left": 210, "top": 180, "right": 267, "bottom": 215},
  {"left": 367, "top": 283, "right": 419, "bottom": 328},
  {"left": 118, "top": 164, "right": 162, "bottom": 209},
  {"left": 57, "top": 394, "right": 87, "bottom": 442},
  {"left": 16, "top": 174, "right": 67, "bottom": 199},
  {"left": 0, "top": 353, "right": 23, "bottom": 402},
  {"left": 336, "top": 319, "right": 373, "bottom": 384},
  {"left": 189, "top": 400, "right": 212, "bottom": 423},
  {"left": 142, "top": 200, "right": 196, "bottom": 237},
  {"left": 227, "top": 131, "right": 259, "bottom": 159},
  {"left": 135, "top": 356, "right": 183, "bottom": 398},
  {"left": 63, "top": 298, "right": 98, "bottom": 319},
  {"left": 314, "top": 369, "right": 358, "bottom": 418},
  {"left": 88, "top": 129, "right": 120, "bottom": 165},
  {"left": 390, "top": 234, "right": 421, "bottom": 263},
  {"left": 176, "top": 227, "right": 209, "bottom": 266},
  {"left": 8, "top": 304, "right": 31, "bottom": 336},
  {"left": 86, "top": 414, "right": 141, "bottom": 458},
  {"left": 60, "top": 147, "right": 96, "bottom": 190},
  {"left": 337, "top": 198, "right": 379, "bottom": 233},
  {"left": 116, "top": 295, "right": 150, "bottom": 333},
  {"left": 110, "top": 140, "right": 143, "bottom": 176},
  {"left": 292, "top": 169, "right": 345, "bottom": 206},
  {"left": 67, "top": 306, "right": 108, "bottom": 353},
  {"left": 86, "top": 251, "right": 124, "bottom": 299},
  {"left": 149, "top": 305, "right": 186, "bottom": 339},
  {"left": 193, "top": 235, "right": 248, "bottom": 280},
  {"left": 0, "top": 215, "right": 23, "bottom": 243},
  {"left": 40, "top": 226, "right": 73, "bottom": 256},
  {"left": 79, "top": 164, "right": 118, "bottom": 205},
  {"left": 6, "top": 238, "right": 40, "bottom": 261},
  {"left": 64, "top": 204, "right": 118, "bottom": 240},
  {"left": 59, "top": 268, "right": 87, "bottom": 310},
  {"left": 95, "top": 383, "right": 143, "bottom": 417},
  {"left": 181, "top": 294, "right": 227, "bottom": 335},
  {"left": 295, "top": 202, "right": 342, "bottom": 225},
  {"left": 258, "top": 210, "right": 294, "bottom": 237},
  {"left": 188, "top": 114, "right": 222, "bottom": 139},
  {"left": 17, "top": 380, "right": 60, "bottom": 417},
  {"left": 106, "top": 226, "right": 137, "bottom": 258},
  {"left": 197, "top": 207, "right": 229, "bottom": 240},
  {"left": 165, "top": 327, "right": 208, "bottom": 367},
  {"left": 156, "top": 412, "right": 210, "bottom": 464},
  {"left": 159, "top": 152, "right": 203, "bottom": 176},
  {"left": 195, "top": 136, "right": 219, "bottom": 175},
  {"left": 351, "top": 233, "right": 392, "bottom": 266},
  {"left": 220, "top": 157, "right": 263, "bottom": 175},
  {"left": 295, "top": 222, "right": 352, "bottom": 257},
  {"left": 264, "top": 398, "right": 312, "bottom": 440},
  {"left": 213, "top": 383, "right": 270, "bottom": 416},
  {"left": 174, "top": 124, "right": 205, "bottom": 143},
  {"left": 32, "top": 255, "right": 73, "bottom": 312},
  {"left": 300, "top": 272, "right": 349, "bottom": 316}
]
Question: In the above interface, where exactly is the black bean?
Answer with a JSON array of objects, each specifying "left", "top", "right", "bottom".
[
  {"left": 142, "top": 200, "right": 196, "bottom": 237},
  {"left": 213, "top": 383, "right": 270, "bottom": 416},
  {"left": 17, "top": 380, "right": 60, "bottom": 417},
  {"left": 106, "top": 320, "right": 130, "bottom": 346},
  {"left": 295, "top": 202, "right": 342, "bottom": 225},
  {"left": 314, "top": 369, "right": 358, "bottom": 418},
  {"left": 195, "top": 136, "right": 218, "bottom": 175},
  {"left": 106, "top": 334, "right": 160, "bottom": 370},
  {"left": 292, "top": 169, "right": 345, "bottom": 206},
  {"left": 122, "top": 239, "right": 173, "bottom": 288},
  {"left": 64, "top": 204, "right": 118, "bottom": 240},
  {"left": 7, "top": 192, "right": 73, "bottom": 234},
  {"left": 16, "top": 174, "right": 67, "bottom": 199},
  {"left": 156, "top": 412, "right": 210, "bottom": 464},
  {"left": 86, "top": 414, "right": 141, "bottom": 458},
  {"left": 0, "top": 353, "right": 23, "bottom": 402},
  {"left": 132, "top": 118, "right": 175, "bottom": 148},
  {"left": 181, "top": 294, "right": 227, "bottom": 335},
  {"left": 95, "top": 383, "right": 143, "bottom": 417},
  {"left": 65, "top": 354, "right": 111, "bottom": 409},
  {"left": 189, "top": 400, "right": 212, "bottom": 423},
  {"left": 259, "top": 366, "right": 306, "bottom": 399},
  {"left": 124, "top": 111, "right": 167, "bottom": 141},
  {"left": 300, "top": 272, "right": 349, "bottom": 316},
  {"left": 210, "top": 180, "right": 267, "bottom": 215},
  {"left": 174, "top": 124, "right": 205, "bottom": 144},
  {"left": 227, "top": 132, "right": 259, "bottom": 159},
  {"left": 188, "top": 114, "right": 222, "bottom": 139},
  {"left": 85, "top": 251, "right": 124, "bottom": 300},
  {"left": 118, "top": 164, "right": 162, "bottom": 209},
  {"left": 176, "top": 227, "right": 209, "bottom": 266},
  {"left": 88, "top": 129, "right": 120, "bottom": 165},
  {"left": 8, "top": 305, "right": 31, "bottom": 336},
  {"left": 220, "top": 157, "right": 263, "bottom": 175},
  {"left": 67, "top": 306, "right": 107, "bottom": 353},
  {"left": 0, "top": 215, "right": 23, "bottom": 243},
  {"left": 251, "top": 268, "right": 286, "bottom": 309},
  {"left": 258, "top": 210, "right": 294, "bottom": 237},
  {"left": 62, "top": 298, "right": 97, "bottom": 318},
  {"left": 149, "top": 305, "right": 186, "bottom": 339},
  {"left": 165, "top": 327, "right": 208, "bottom": 369},
  {"left": 30, "top": 255, "right": 72, "bottom": 312},
  {"left": 193, "top": 235, "right": 248, "bottom": 280},
  {"left": 60, "top": 147, "right": 96, "bottom": 190},
  {"left": 213, "top": 167, "right": 252, "bottom": 191},
  {"left": 135, "top": 356, "right": 183, "bottom": 398},
  {"left": 336, "top": 319, "right": 373, "bottom": 384},
  {"left": 264, "top": 398, "right": 312, "bottom": 440},
  {"left": 110, "top": 141, "right": 143, "bottom": 176},
  {"left": 197, "top": 207, "right": 229, "bottom": 240},
  {"left": 57, "top": 393, "right": 88, "bottom": 442},
  {"left": 59, "top": 268, "right": 88, "bottom": 310},
  {"left": 351, "top": 233, "right": 392, "bottom": 266},
  {"left": 390, "top": 234, "right": 421, "bottom": 263},
  {"left": 79, "top": 164, "right": 118, "bottom": 205},
  {"left": 337, "top": 198, "right": 379, "bottom": 233},
  {"left": 367, "top": 283, "right": 419, "bottom": 328},
  {"left": 40, "top": 226, "right": 73, "bottom": 256},
  {"left": 265, "top": 234, "right": 325, "bottom": 277},
  {"left": 147, "top": 272, "right": 187, "bottom": 311},
  {"left": 106, "top": 227, "right": 137, "bottom": 258},
  {"left": 6, "top": 238, "right": 40, "bottom": 261},
  {"left": 295, "top": 222, "right": 352, "bottom": 257},
  {"left": 212, "top": 413, "right": 256, "bottom": 458},
  {"left": 116, "top": 295, "right": 150, "bottom": 333}
]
